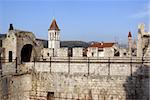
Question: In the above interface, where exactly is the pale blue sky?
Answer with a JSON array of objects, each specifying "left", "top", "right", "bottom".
[{"left": 0, "top": 0, "right": 149, "bottom": 43}]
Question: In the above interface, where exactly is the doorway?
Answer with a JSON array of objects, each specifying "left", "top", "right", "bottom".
[
  {"left": 21, "top": 44, "right": 33, "bottom": 62},
  {"left": 47, "top": 92, "right": 54, "bottom": 100}
]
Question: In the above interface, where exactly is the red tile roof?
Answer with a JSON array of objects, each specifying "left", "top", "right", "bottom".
[
  {"left": 128, "top": 31, "right": 132, "bottom": 37},
  {"left": 49, "top": 19, "right": 60, "bottom": 31},
  {"left": 89, "top": 42, "right": 115, "bottom": 48}
]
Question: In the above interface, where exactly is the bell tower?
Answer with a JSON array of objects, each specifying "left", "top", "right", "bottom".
[
  {"left": 48, "top": 18, "right": 60, "bottom": 49},
  {"left": 128, "top": 31, "right": 132, "bottom": 56}
]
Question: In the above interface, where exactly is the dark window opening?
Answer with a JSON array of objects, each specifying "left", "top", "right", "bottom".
[
  {"left": 0, "top": 40, "right": 2, "bottom": 47},
  {"left": 9, "top": 51, "right": 12, "bottom": 62},
  {"left": 68, "top": 48, "right": 72, "bottom": 57},
  {"left": 21, "top": 44, "right": 32, "bottom": 62},
  {"left": 0, "top": 53, "right": 2, "bottom": 70},
  {"left": 111, "top": 96, "right": 113, "bottom": 100},
  {"left": 98, "top": 48, "right": 103, "bottom": 52},
  {"left": 124, "top": 53, "right": 126, "bottom": 56},
  {"left": 47, "top": 53, "right": 50, "bottom": 56},
  {"left": 114, "top": 52, "right": 120, "bottom": 56},
  {"left": 92, "top": 52, "right": 94, "bottom": 57},
  {"left": 52, "top": 48, "right": 55, "bottom": 57},
  {"left": 83, "top": 49, "right": 87, "bottom": 57},
  {"left": 47, "top": 92, "right": 54, "bottom": 100}
]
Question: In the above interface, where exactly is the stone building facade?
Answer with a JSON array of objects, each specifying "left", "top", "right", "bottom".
[{"left": 0, "top": 19, "right": 149, "bottom": 100}]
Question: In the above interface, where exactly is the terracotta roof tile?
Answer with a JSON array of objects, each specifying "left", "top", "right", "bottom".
[
  {"left": 49, "top": 19, "right": 60, "bottom": 31},
  {"left": 128, "top": 31, "right": 132, "bottom": 37},
  {"left": 89, "top": 42, "right": 114, "bottom": 48}
]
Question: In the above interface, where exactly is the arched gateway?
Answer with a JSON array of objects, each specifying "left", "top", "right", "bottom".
[{"left": 21, "top": 44, "right": 33, "bottom": 62}]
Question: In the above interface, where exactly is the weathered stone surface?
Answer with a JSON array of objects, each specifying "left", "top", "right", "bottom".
[
  {"left": 0, "top": 57, "right": 149, "bottom": 100},
  {"left": 0, "top": 23, "right": 149, "bottom": 100}
]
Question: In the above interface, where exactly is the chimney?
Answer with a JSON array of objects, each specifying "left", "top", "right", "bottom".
[{"left": 9, "top": 24, "right": 14, "bottom": 31}]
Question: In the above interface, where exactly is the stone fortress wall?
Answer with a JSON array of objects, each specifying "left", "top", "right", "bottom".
[
  {"left": 0, "top": 21, "right": 149, "bottom": 100},
  {"left": 0, "top": 57, "right": 149, "bottom": 100}
]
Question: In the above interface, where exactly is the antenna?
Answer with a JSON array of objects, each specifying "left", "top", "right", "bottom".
[
  {"left": 114, "top": 36, "right": 118, "bottom": 44},
  {"left": 52, "top": 8, "right": 55, "bottom": 19}
]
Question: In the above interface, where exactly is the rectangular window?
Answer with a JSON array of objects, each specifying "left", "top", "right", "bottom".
[
  {"left": 92, "top": 52, "right": 94, "bottom": 57},
  {"left": 9, "top": 51, "right": 12, "bottom": 62},
  {"left": 68, "top": 48, "right": 72, "bottom": 57}
]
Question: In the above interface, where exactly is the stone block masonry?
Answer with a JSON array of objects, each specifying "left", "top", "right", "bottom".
[{"left": 0, "top": 57, "right": 149, "bottom": 100}]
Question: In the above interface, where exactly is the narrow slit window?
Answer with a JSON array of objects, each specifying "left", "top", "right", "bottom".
[{"left": 9, "top": 51, "right": 12, "bottom": 62}]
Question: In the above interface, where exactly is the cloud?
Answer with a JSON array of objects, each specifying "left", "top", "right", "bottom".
[
  {"left": 129, "top": 3, "right": 150, "bottom": 19},
  {"left": 130, "top": 11, "right": 149, "bottom": 19}
]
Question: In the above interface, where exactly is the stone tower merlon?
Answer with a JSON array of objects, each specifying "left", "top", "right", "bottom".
[
  {"left": 128, "top": 31, "right": 132, "bottom": 56},
  {"left": 48, "top": 18, "right": 60, "bottom": 50}
]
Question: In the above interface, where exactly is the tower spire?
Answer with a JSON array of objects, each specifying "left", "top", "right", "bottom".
[
  {"left": 49, "top": 18, "right": 60, "bottom": 31},
  {"left": 128, "top": 31, "right": 132, "bottom": 56},
  {"left": 128, "top": 31, "right": 132, "bottom": 37}
]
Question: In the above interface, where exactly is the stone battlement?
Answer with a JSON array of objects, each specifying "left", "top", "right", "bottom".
[{"left": 1, "top": 57, "right": 149, "bottom": 77}]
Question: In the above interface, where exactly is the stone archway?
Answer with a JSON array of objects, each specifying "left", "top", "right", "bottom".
[{"left": 21, "top": 44, "right": 33, "bottom": 62}]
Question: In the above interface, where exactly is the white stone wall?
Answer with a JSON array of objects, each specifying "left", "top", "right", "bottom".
[
  {"left": 48, "top": 30, "right": 60, "bottom": 49},
  {"left": 98, "top": 48, "right": 104, "bottom": 57},
  {"left": 48, "top": 40, "right": 60, "bottom": 49},
  {"left": 31, "top": 73, "right": 127, "bottom": 100},
  {"left": 41, "top": 48, "right": 54, "bottom": 59},
  {"left": 73, "top": 48, "right": 83, "bottom": 57},
  {"left": 144, "top": 46, "right": 150, "bottom": 57},
  {"left": 120, "top": 48, "right": 127, "bottom": 57},
  {"left": 87, "top": 47, "right": 98, "bottom": 57},
  {"left": 137, "top": 24, "right": 150, "bottom": 57},
  {"left": 0, "top": 57, "right": 149, "bottom": 100},
  {"left": 104, "top": 47, "right": 114, "bottom": 57},
  {"left": 28, "top": 60, "right": 149, "bottom": 100},
  {"left": 3, "top": 32, "right": 17, "bottom": 61},
  {"left": 15, "top": 31, "right": 42, "bottom": 63},
  {"left": 2, "top": 62, "right": 16, "bottom": 75},
  {"left": 9, "top": 74, "right": 32, "bottom": 100},
  {"left": 0, "top": 74, "right": 32, "bottom": 100},
  {"left": 57, "top": 48, "right": 68, "bottom": 57},
  {"left": 2, "top": 30, "right": 42, "bottom": 63},
  {"left": 21, "top": 57, "right": 149, "bottom": 76},
  {"left": 87, "top": 47, "right": 114, "bottom": 57}
]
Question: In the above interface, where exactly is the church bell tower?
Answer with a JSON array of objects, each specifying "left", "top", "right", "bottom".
[
  {"left": 48, "top": 18, "right": 60, "bottom": 49},
  {"left": 128, "top": 31, "right": 132, "bottom": 56}
]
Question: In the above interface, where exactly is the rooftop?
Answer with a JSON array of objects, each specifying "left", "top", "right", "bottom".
[
  {"left": 89, "top": 42, "right": 115, "bottom": 48},
  {"left": 49, "top": 19, "right": 60, "bottom": 31}
]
